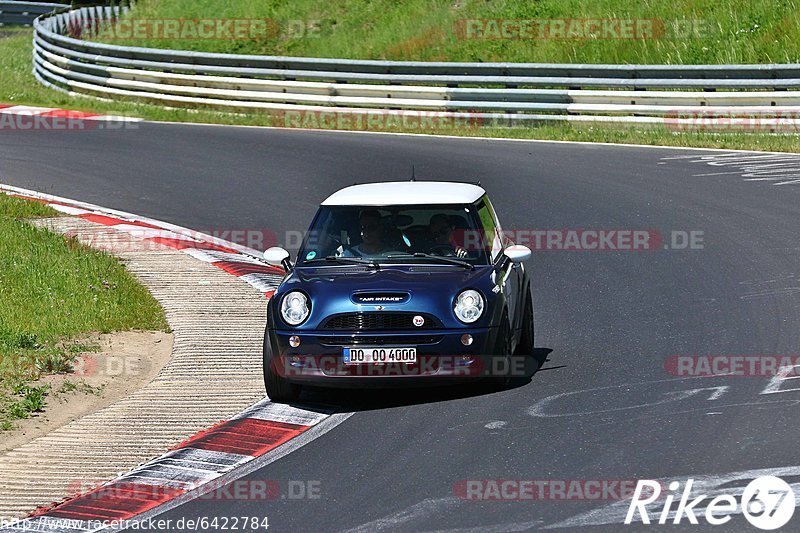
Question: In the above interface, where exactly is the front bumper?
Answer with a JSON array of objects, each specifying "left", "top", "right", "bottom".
[{"left": 267, "top": 327, "right": 504, "bottom": 387}]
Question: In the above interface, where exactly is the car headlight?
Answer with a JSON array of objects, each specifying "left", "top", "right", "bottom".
[
  {"left": 281, "top": 291, "right": 310, "bottom": 326},
  {"left": 454, "top": 289, "right": 484, "bottom": 324}
]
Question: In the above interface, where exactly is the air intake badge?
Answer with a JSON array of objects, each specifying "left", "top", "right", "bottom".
[{"left": 351, "top": 292, "right": 410, "bottom": 305}]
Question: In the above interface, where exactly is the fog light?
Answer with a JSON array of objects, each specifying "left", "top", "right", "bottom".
[
  {"left": 461, "top": 334, "right": 473, "bottom": 346},
  {"left": 289, "top": 335, "right": 301, "bottom": 348}
]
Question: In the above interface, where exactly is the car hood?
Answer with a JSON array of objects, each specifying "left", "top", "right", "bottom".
[{"left": 272, "top": 264, "right": 498, "bottom": 330}]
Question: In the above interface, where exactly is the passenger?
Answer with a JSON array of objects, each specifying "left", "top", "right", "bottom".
[{"left": 428, "top": 214, "right": 468, "bottom": 258}]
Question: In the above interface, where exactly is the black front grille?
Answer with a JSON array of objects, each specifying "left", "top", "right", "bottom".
[
  {"left": 320, "top": 312, "right": 441, "bottom": 331},
  {"left": 318, "top": 335, "right": 443, "bottom": 346}
]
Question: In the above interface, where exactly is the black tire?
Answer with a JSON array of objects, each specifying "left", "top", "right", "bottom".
[
  {"left": 515, "top": 289, "right": 534, "bottom": 356},
  {"left": 263, "top": 329, "right": 301, "bottom": 403},
  {"left": 489, "top": 312, "right": 513, "bottom": 389}
]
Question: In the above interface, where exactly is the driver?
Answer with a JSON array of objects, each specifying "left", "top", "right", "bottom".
[
  {"left": 428, "top": 214, "right": 468, "bottom": 258},
  {"left": 344, "top": 209, "right": 387, "bottom": 256}
]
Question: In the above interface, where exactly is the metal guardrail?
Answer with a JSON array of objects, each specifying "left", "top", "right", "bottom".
[
  {"left": 0, "top": 1, "right": 65, "bottom": 27},
  {"left": 27, "top": 5, "right": 800, "bottom": 126}
]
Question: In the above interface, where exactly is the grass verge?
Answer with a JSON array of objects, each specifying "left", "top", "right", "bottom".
[
  {"left": 94, "top": 0, "right": 800, "bottom": 64},
  {"left": 0, "top": 194, "right": 168, "bottom": 430},
  {"left": 1, "top": 24, "right": 799, "bottom": 155}
]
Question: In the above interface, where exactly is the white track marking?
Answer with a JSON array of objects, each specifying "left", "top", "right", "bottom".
[
  {"left": 143, "top": 118, "right": 800, "bottom": 156},
  {"left": 739, "top": 275, "right": 800, "bottom": 300},
  {"left": 239, "top": 272, "right": 283, "bottom": 292},
  {"left": 153, "top": 449, "right": 253, "bottom": 475},
  {"left": 0, "top": 106, "right": 141, "bottom": 123},
  {"left": 761, "top": 364, "right": 800, "bottom": 395},
  {"left": 181, "top": 248, "right": 222, "bottom": 262},
  {"left": 0, "top": 106, "right": 58, "bottom": 115},
  {"left": 340, "top": 497, "right": 542, "bottom": 533},
  {"left": 103, "top": 412, "right": 354, "bottom": 532},
  {"left": 661, "top": 152, "right": 800, "bottom": 185},
  {"left": 104, "top": 226, "right": 200, "bottom": 242},
  {"left": 48, "top": 204, "right": 91, "bottom": 216},
  {"left": 85, "top": 115, "right": 143, "bottom": 123},
  {"left": 340, "top": 497, "right": 465, "bottom": 532},
  {"left": 234, "top": 399, "right": 333, "bottom": 426},
  {"left": 181, "top": 249, "right": 273, "bottom": 266},
  {"left": 741, "top": 287, "right": 800, "bottom": 299},
  {"left": 543, "top": 465, "right": 800, "bottom": 529},
  {"left": 528, "top": 379, "right": 731, "bottom": 418}
]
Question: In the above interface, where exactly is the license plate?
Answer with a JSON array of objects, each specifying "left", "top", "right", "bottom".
[{"left": 342, "top": 346, "right": 417, "bottom": 365}]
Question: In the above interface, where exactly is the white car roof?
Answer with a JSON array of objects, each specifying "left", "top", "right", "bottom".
[{"left": 321, "top": 181, "right": 486, "bottom": 206}]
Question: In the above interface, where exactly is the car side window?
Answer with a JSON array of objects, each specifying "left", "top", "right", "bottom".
[{"left": 476, "top": 198, "right": 504, "bottom": 262}]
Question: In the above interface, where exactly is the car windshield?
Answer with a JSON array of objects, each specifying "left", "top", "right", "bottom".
[{"left": 296, "top": 204, "right": 493, "bottom": 266}]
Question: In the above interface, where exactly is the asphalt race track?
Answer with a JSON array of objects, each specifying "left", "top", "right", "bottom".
[{"left": 3, "top": 124, "right": 800, "bottom": 531}]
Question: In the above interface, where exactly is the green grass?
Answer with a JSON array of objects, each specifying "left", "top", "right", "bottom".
[
  {"left": 92, "top": 0, "right": 800, "bottom": 64},
  {"left": 0, "top": 28, "right": 212, "bottom": 122},
  {"left": 2, "top": 28, "right": 800, "bottom": 152},
  {"left": 0, "top": 194, "right": 168, "bottom": 429}
]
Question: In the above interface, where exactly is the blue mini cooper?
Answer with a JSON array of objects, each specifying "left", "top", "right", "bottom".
[{"left": 262, "top": 181, "right": 533, "bottom": 402}]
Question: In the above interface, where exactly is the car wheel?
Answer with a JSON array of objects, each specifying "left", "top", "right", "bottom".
[
  {"left": 263, "top": 329, "right": 301, "bottom": 403},
  {"left": 489, "top": 311, "right": 513, "bottom": 389},
  {"left": 515, "top": 289, "right": 534, "bottom": 356}
]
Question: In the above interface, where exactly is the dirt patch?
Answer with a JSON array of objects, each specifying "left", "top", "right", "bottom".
[{"left": 1, "top": 331, "right": 173, "bottom": 453}]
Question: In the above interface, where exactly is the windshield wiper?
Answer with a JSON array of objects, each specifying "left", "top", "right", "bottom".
[
  {"left": 306, "top": 256, "right": 381, "bottom": 269},
  {"left": 386, "top": 253, "right": 474, "bottom": 269}
]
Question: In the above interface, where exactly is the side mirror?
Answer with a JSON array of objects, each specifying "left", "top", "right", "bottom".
[
  {"left": 504, "top": 244, "right": 531, "bottom": 264},
  {"left": 263, "top": 247, "right": 292, "bottom": 271}
]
